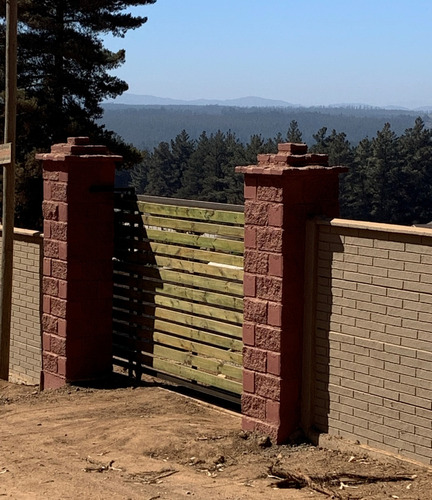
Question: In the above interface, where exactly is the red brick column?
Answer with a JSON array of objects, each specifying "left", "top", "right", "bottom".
[
  {"left": 36, "top": 137, "right": 121, "bottom": 389},
  {"left": 236, "top": 143, "right": 346, "bottom": 443}
]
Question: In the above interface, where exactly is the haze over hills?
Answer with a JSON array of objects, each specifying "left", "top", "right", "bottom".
[
  {"left": 106, "top": 93, "right": 298, "bottom": 107},
  {"left": 106, "top": 93, "right": 432, "bottom": 112}
]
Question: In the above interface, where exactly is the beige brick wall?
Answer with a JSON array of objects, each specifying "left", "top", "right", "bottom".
[
  {"left": 0, "top": 227, "right": 42, "bottom": 384},
  {"left": 313, "top": 219, "right": 432, "bottom": 465}
]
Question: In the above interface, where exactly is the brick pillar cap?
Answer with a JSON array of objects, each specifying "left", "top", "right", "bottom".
[
  {"left": 35, "top": 136, "right": 123, "bottom": 162},
  {"left": 235, "top": 164, "right": 348, "bottom": 175}
]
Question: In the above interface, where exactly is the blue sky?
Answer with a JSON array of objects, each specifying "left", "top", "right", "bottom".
[{"left": 105, "top": 0, "right": 432, "bottom": 108}]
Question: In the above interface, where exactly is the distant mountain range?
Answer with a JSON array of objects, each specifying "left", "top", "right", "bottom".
[
  {"left": 105, "top": 93, "right": 432, "bottom": 112},
  {"left": 106, "top": 94, "right": 297, "bottom": 107}
]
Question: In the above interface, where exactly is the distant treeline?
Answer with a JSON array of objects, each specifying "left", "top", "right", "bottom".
[
  {"left": 125, "top": 117, "right": 432, "bottom": 225},
  {"left": 101, "top": 104, "right": 431, "bottom": 151}
]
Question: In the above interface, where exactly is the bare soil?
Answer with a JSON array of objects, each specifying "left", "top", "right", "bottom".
[{"left": 1, "top": 375, "right": 431, "bottom": 500}]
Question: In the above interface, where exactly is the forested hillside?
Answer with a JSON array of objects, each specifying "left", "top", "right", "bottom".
[
  {"left": 100, "top": 104, "right": 430, "bottom": 151},
  {"left": 125, "top": 118, "right": 432, "bottom": 226}
]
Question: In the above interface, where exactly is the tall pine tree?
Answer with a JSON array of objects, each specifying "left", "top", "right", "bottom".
[{"left": 0, "top": 0, "right": 155, "bottom": 227}]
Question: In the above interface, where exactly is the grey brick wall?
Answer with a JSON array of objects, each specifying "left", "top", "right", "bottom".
[
  {"left": 313, "top": 219, "right": 432, "bottom": 465},
  {"left": 0, "top": 228, "right": 42, "bottom": 384}
]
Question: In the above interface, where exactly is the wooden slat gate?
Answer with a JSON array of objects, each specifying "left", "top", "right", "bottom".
[{"left": 112, "top": 191, "right": 244, "bottom": 400}]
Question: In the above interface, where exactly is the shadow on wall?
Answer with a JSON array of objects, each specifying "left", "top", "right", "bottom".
[
  {"left": 112, "top": 188, "right": 161, "bottom": 381},
  {"left": 303, "top": 219, "right": 344, "bottom": 436}
]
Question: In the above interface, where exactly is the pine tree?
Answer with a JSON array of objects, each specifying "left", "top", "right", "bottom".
[
  {"left": 286, "top": 120, "right": 303, "bottom": 143},
  {"left": 340, "top": 137, "right": 373, "bottom": 220},
  {"left": 368, "top": 123, "right": 402, "bottom": 223},
  {"left": 0, "top": 0, "right": 155, "bottom": 227},
  {"left": 0, "top": 0, "right": 156, "bottom": 148},
  {"left": 398, "top": 117, "right": 432, "bottom": 224}
]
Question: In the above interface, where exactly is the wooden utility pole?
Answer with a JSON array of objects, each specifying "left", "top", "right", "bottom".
[{"left": 0, "top": 0, "right": 17, "bottom": 380}]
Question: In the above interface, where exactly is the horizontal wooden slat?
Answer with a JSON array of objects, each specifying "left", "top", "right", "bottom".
[
  {"left": 113, "top": 262, "right": 244, "bottom": 297},
  {"left": 140, "top": 214, "right": 244, "bottom": 239},
  {"left": 113, "top": 315, "right": 243, "bottom": 350},
  {"left": 153, "top": 331, "right": 242, "bottom": 365},
  {"left": 112, "top": 328, "right": 242, "bottom": 365},
  {"left": 145, "top": 228, "right": 244, "bottom": 254},
  {"left": 153, "top": 319, "right": 242, "bottom": 350},
  {"left": 112, "top": 352, "right": 241, "bottom": 395},
  {"left": 113, "top": 289, "right": 243, "bottom": 325},
  {"left": 152, "top": 344, "right": 242, "bottom": 381},
  {"left": 114, "top": 227, "right": 244, "bottom": 254},
  {"left": 116, "top": 253, "right": 243, "bottom": 281},
  {"left": 114, "top": 240, "right": 244, "bottom": 268},
  {"left": 152, "top": 358, "right": 242, "bottom": 394},
  {"left": 113, "top": 304, "right": 242, "bottom": 339},
  {"left": 137, "top": 201, "right": 244, "bottom": 225},
  {"left": 113, "top": 277, "right": 243, "bottom": 311},
  {"left": 150, "top": 242, "right": 244, "bottom": 267}
]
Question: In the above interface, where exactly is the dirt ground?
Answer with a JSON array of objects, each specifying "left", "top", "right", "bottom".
[{"left": 1, "top": 375, "right": 431, "bottom": 500}]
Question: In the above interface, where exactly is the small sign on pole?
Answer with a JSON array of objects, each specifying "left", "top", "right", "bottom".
[{"left": 0, "top": 143, "right": 12, "bottom": 165}]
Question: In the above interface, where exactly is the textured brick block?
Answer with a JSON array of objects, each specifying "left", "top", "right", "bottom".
[
  {"left": 255, "top": 373, "right": 281, "bottom": 401},
  {"left": 241, "top": 394, "right": 266, "bottom": 419},
  {"left": 50, "top": 297, "right": 67, "bottom": 318},
  {"left": 243, "top": 346, "right": 267, "bottom": 373},
  {"left": 255, "top": 325, "right": 281, "bottom": 352},
  {"left": 244, "top": 201, "right": 269, "bottom": 226},
  {"left": 42, "top": 314, "right": 58, "bottom": 334},
  {"left": 243, "top": 298, "right": 267, "bottom": 324},
  {"left": 256, "top": 276, "right": 282, "bottom": 302},
  {"left": 42, "top": 353, "right": 58, "bottom": 373},
  {"left": 51, "top": 260, "right": 67, "bottom": 279},
  {"left": 244, "top": 250, "right": 268, "bottom": 274},
  {"left": 50, "top": 221, "right": 68, "bottom": 241},
  {"left": 44, "top": 239, "right": 59, "bottom": 258},
  {"left": 257, "top": 227, "right": 283, "bottom": 252},
  {"left": 51, "top": 182, "right": 67, "bottom": 202},
  {"left": 42, "top": 277, "right": 59, "bottom": 296},
  {"left": 257, "top": 185, "right": 283, "bottom": 203}
]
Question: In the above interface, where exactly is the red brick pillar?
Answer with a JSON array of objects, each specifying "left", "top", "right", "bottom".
[
  {"left": 36, "top": 137, "right": 121, "bottom": 389},
  {"left": 236, "top": 143, "right": 346, "bottom": 443}
]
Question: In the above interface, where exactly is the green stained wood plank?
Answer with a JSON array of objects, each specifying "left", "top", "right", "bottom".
[
  {"left": 145, "top": 228, "right": 244, "bottom": 254},
  {"left": 153, "top": 306, "right": 242, "bottom": 338},
  {"left": 114, "top": 252, "right": 243, "bottom": 280},
  {"left": 112, "top": 327, "right": 242, "bottom": 365},
  {"left": 136, "top": 201, "right": 244, "bottom": 225},
  {"left": 113, "top": 301, "right": 242, "bottom": 339},
  {"left": 152, "top": 344, "right": 242, "bottom": 381},
  {"left": 152, "top": 255, "right": 243, "bottom": 281},
  {"left": 113, "top": 289, "right": 243, "bottom": 325},
  {"left": 113, "top": 262, "right": 244, "bottom": 297},
  {"left": 151, "top": 357, "right": 242, "bottom": 394},
  {"left": 150, "top": 243, "right": 244, "bottom": 267},
  {"left": 113, "top": 313, "right": 243, "bottom": 350},
  {"left": 113, "top": 276, "right": 243, "bottom": 311},
  {"left": 140, "top": 214, "right": 244, "bottom": 239},
  {"left": 153, "top": 319, "right": 243, "bottom": 350},
  {"left": 115, "top": 241, "right": 244, "bottom": 267},
  {"left": 153, "top": 331, "right": 242, "bottom": 365}
]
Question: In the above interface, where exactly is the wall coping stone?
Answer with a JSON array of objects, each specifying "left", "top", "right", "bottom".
[{"left": 319, "top": 218, "right": 432, "bottom": 238}]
